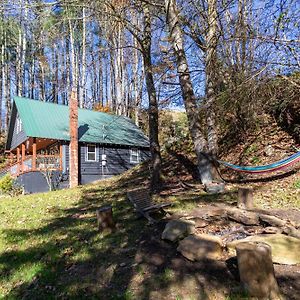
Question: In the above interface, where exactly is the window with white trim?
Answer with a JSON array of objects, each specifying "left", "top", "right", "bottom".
[
  {"left": 86, "top": 144, "right": 96, "bottom": 161},
  {"left": 130, "top": 149, "right": 140, "bottom": 163}
]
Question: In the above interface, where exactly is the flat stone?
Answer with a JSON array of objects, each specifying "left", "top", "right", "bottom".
[
  {"left": 205, "top": 183, "right": 225, "bottom": 194},
  {"left": 177, "top": 234, "right": 223, "bottom": 261},
  {"left": 227, "top": 208, "right": 259, "bottom": 225},
  {"left": 194, "top": 218, "right": 209, "bottom": 228},
  {"left": 227, "top": 234, "right": 300, "bottom": 265},
  {"left": 161, "top": 220, "right": 195, "bottom": 242},
  {"left": 283, "top": 226, "right": 300, "bottom": 239},
  {"left": 262, "top": 227, "right": 282, "bottom": 234},
  {"left": 191, "top": 206, "right": 226, "bottom": 220},
  {"left": 259, "top": 214, "right": 286, "bottom": 227}
]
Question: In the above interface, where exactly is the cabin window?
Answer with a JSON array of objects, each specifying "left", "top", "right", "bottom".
[
  {"left": 86, "top": 144, "right": 96, "bottom": 161},
  {"left": 16, "top": 117, "right": 22, "bottom": 134},
  {"left": 130, "top": 149, "right": 140, "bottom": 163}
]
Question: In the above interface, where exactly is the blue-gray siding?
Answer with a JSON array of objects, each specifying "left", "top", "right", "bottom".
[
  {"left": 64, "top": 143, "right": 150, "bottom": 184},
  {"left": 7, "top": 105, "right": 27, "bottom": 150},
  {"left": 16, "top": 171, "right": 69, "bottom": 194},
  {"left": 14, "top": 143, "right": 150, "bottom": 193}
]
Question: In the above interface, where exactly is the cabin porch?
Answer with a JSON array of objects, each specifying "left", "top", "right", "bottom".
[{"left": 4, "top": 137, "right": 63, "bottom": 177}]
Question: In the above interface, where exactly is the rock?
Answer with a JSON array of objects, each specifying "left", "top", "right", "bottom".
[
  {"left": 204, "top": 183, "right": 225, "bottom": 194},
  {"left": 264, "top": 145, "right": 275, "bottom": 156},
  {"left": 259, "top": 214, "right": 286, "bottom": 227},
  {"left": 194, "top": 218, "right": 209, "bottom": 228},
  {"left": 262, "top": 227, "right": 282, "bottom": 234},
  {"left": 191, "top": 206, "right": 226, "bottom": 220},
  {"left": 283, "top": 226, "right": 300, "bottom": 239},
  {"left": 177, "top": 234, "right": 223, "bottom": 261},
  {"left": 161, "top": 220, "right": 195, "bottom": 242},
  {"left": 227, "top": 234, "right": 300, "bottom": 265},
  {"left": 227, "top": 208, "right": 259, "bottom": 225}
]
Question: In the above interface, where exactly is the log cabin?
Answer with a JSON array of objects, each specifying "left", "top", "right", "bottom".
[{"left": 3, "top": 96, "right": 150, "bottom": 193}]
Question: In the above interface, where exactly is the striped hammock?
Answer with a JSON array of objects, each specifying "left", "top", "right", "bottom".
[{"left": 218, "top": 151, "right": 300, "bottom": 174}]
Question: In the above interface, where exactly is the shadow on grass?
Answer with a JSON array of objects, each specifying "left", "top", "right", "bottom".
[{"left": 1, "top": 164, "right": 299, "bottom": 299}]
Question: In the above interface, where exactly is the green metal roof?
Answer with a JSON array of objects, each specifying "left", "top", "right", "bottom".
[{"left": 13, "top": 96, "right": 149, "bottom": 148}]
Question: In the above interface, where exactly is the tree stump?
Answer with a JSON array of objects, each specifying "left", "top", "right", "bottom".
[
  {"left": 236, "top": 242, "right": 282, "bottom": 299},
  {"left": 96, "top": 205, "right": 115, "bottom": 232},
  {"left": 238, "top": 187, "right": 253, "bottom": 209}
]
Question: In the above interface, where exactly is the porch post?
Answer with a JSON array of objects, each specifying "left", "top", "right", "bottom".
[
  {"left": 9, "top": 152, "right": 13, "bottom": 166},
  {"left": 21, "top": 143, "right": 25, "bottom": 172},
  {"left": 17, "top": 147, "right": 20, "bottom": 175},
  {"left": 59, "top": 142, "right": 63, "bottom": 171},
  {"left": 32, "top": 137, "right": 37, "bottom": 170}
]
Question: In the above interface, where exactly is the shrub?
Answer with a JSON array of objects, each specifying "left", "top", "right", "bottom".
[
  {"left": 294, "top": 179, "right": 300, "bottom": 189},
  {"left": 0, "top": 174, "right": 22, "bottom": 196}
]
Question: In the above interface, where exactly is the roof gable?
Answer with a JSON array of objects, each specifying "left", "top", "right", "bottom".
[{"left": 13, "top": 96, "right": 149, "bottom": 148}]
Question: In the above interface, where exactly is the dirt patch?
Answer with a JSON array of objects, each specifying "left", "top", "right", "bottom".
[{"left": 93, "top": 219, "right": 299, "bottom": 300}]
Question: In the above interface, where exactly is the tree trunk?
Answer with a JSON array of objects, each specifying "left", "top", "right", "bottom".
[
  {"left": 114, "top": 24, "right": 123, "bottom": 115},
  {"left": 52, "top": 45, "right": 59, "bottom": 103},
  {"left": 65, "top": 38, "right": 70, "bottom": 105},
  {"left": 109, "top": 49, "right": 116, "bottom": 111},
  {"left": 165, "top": 0, "right": 212, "bottom": 184},
  {"left": 21, "top": 2, "right": 27, "bottom": 96},
  {"left": 238, "top": 187, "right": 253, "bottom": 209},
  {"left": 205, "top": 0, "right": 218, "bottom": 155},
  {"left": 236, "top": 242, "right": 282, "bottom": 299},
  {"left": 5, "top": 63, "right": 11, "bottom": 129},
  {"left": 142, "top": 3, "right": 162, "bottom": 192},
  {"left": 96, "top": 206, "right": 115, "bottom": 232},
  {"left": 40, "top": 61, "right": 46, "bottom": 101},
  {"left": 69, "top": 17, "right": 78, "bottom": 91},
  {"left": 0, "top": 37, "right": 4, "bottom": 132},
  {"left": 16, "top": 28, "right": 22, "bottom": 96},
  {"left": 29, "top": 51, "right": 35, "bottom": 99},
  {"left": 98, "top": 53, "right": 104, "bottom": 106},
  {"left": 132, "top": 12, "right": 142, "bottom": 125},
  {"left": 79, "top": 7, "right": 86, "bottom": 108}
]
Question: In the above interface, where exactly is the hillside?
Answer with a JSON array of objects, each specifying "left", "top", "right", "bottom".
[
  {"left": 0, "top": 125, "right": 299, "bottom": 299},
  {"left": 1, "top": 108, "right": 300, "bottom": 299}
]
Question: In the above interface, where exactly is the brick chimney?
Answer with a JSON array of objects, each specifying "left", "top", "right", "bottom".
[{"left": 69, "top": 89, "right": 79, "bottom": 188}]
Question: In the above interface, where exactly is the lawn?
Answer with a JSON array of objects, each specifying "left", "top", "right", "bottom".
[
  {"left": 0, "top": 161, "right": 299, "bottom": 299},
  {"left": 0, "top": 173, "right": 146, "bottom": 299}
]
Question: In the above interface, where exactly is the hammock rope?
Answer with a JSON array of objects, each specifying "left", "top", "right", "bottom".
[{"left": 217, "top": 151, "right": 300, "bottom": 174}]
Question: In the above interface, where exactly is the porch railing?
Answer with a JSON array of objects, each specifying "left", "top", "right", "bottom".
[
  {"left": 36, "top": 155, "right": 61, "bottom": 171},
  {"left": 0, "top": 154, "right": 62, "bottom": 177}
]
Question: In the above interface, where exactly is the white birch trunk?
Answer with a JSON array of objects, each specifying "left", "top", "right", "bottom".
[
  {"left": 205, "top": 0, "right": 219, "bottom": 155},
  {"left": 5, "top": 63, "right": 10, "bottom": 129},
  {"left": 69, "top": 18, "right": 78, "bottom": 90},
  {"left": 79, "top": 7, "right": 86, "bottom": 108},
  {"left": 0, "top": 39, "right": 4, "bottom": 131},
  {"left": 16, "top": 28, "right": 22, "bottom": 96}
]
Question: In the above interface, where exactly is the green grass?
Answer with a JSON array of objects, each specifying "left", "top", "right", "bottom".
[
  {"left": 294, "top": 179, "right": 300, "bottom": 189},
  {"left": 0, "top": 173, "right": 148, "bottom": 299},
  {"left": 0, "top": 160, "right": 299, "bottom": 299},
  {"left": 0, "top": 162, "right": 236, "bottom": 299}
]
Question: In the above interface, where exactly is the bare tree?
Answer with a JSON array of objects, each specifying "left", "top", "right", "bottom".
[{"left": 164, "top": 0, "right": 213, "bottom": 184}]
